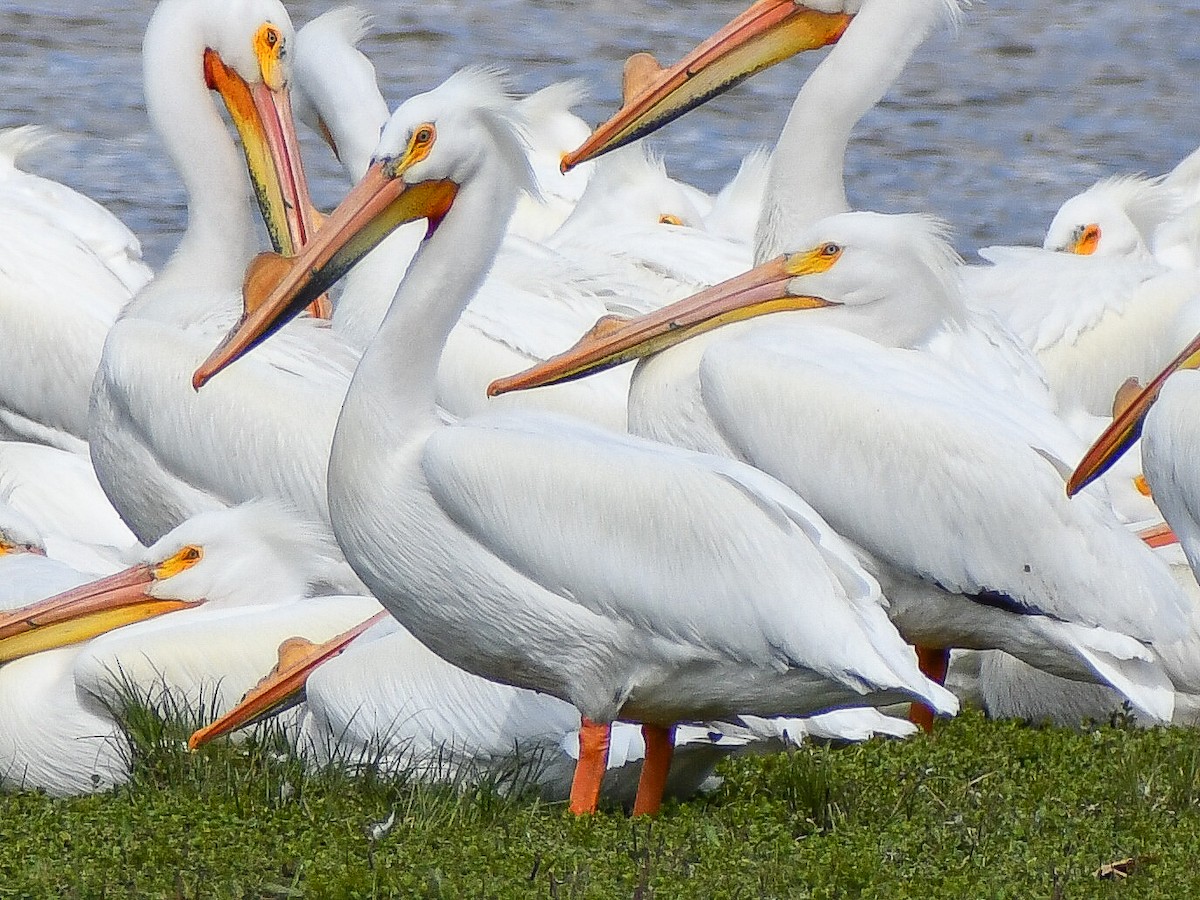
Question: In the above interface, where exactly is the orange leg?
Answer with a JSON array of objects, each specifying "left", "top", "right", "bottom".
[
  {"left": 632, "top": 724, "right": 675, "bottom": 816},
  {"left": 569, "top": 718, "right": 611, "bottom": 815},
  {"left": 909, "top": 645, "right": 950, "bottom": 734}
]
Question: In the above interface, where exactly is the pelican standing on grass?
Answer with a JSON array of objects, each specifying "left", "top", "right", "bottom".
[
  {"left": 192, "top": 70, "right": 957, "bottom": 816},
  {"left": 491, "top": 211, "right": 1189, "bottom": 725}
]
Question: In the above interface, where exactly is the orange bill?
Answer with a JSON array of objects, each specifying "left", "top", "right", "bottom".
[
  {"left": 204, "top": 47, "right": 316, "bottom": 259},
  {"left": 1068, "top": 337, "right": 1200, "bottom": 495},
  {"left": 489, "top": 252, "right": 838, "bottom": 396},
  {"left": 562, "top": 0, "right": 853, "bottom": 170},
  {"left": 188, "top": 610, "right": 390, "bottom": 750},
  {"left": 193, "top": 152, "right": 459, "bottom": 388},
  {"left": 0, "top": 564, "right": 201, "bottom": 664}
]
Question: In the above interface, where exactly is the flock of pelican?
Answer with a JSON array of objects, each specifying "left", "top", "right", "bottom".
[{"left": 1, "top": 0, "right": 1199, "bottom": 817}]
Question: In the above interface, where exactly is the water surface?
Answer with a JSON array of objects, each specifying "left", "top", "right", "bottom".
[{"left": 1, "top": 0, "right": 1197, "bottom": 265}]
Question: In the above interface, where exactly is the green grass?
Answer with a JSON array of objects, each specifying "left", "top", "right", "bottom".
[{"left": 3, "top": 709, "right": 1200, "bottom": 898}]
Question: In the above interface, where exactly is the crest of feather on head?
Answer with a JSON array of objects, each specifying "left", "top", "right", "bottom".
[
  {"left": 401, "top": 67, "right": 540, "bottom": 202},
  {"left": 304, "top": 5, "right": 373, "bottom": 47}
]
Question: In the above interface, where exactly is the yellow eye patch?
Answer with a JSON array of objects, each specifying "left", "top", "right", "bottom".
[
  {"left": 254, "top": 23, "right": 286, "bottom": 91},
  {"left": 785, "top": 241, "right": 843, "bottom": 276},
  {"left": 154, "top": 545, "right": 204, "bottom": 581},
  {"left": 405, "top": 124, "right": 437, "bottom": 167}
]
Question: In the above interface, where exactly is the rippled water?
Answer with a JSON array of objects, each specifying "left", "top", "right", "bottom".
[{"left": 1, "top": 0, "right": 1197, "bottom": 266}]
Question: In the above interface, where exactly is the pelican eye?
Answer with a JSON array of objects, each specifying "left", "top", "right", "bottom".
[
  {"left": 155, "top": 544, "right": 205, "bottom": 580},
  {"left": 820, "top": 243, "right": 841, "bottom": 257},
  {"left": 253, "top": 24, "right": 287, "bottom": 88},
  {"left": 401, "top": 123, "right": 438, "bottom": 169}
]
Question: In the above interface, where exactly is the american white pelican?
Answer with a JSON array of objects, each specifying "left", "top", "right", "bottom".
[
  {"left": 964, "top": 180, "right": 1200, "bottom": 416},
  {"left": 558, "top": 0, "right": 959, "bottom": 260},
  {"left": 86, "top": 0, "right": 366, "bottom": 582},
  {"left": 0, "top": 126, "right": 151, "bottom": 454},
  {"left": 286, "top": 10, "right": 636, "bottom": 430},
  {"left": 0, "top": 504, "right": 100, "bottom": 607},
  {"left": 0, "top": 442, "right": 139, "bottom": 573},
  {"left": 555, "top": 0, "right": 1067, "bottom": 423},
  {"left": 1071, "top": 329, "right": 1200, "bottom": 585},
  {"left": 193, "top": 70, "right": 957, "bottom": 816},
  {"left": 0, "top": 508, "right": 127, "bottom": 796},
  {"left": 492, "top": 211, "right": 1189, "bottom": 724},
  {"left": 544, "top": 145, "right": 754, "bottom": 311},
  {"left": 296, "top": 626, "right": 919, "bottom": 802},
  {"left": 0, "top": 502, "right": 381, "bottom": 795}
]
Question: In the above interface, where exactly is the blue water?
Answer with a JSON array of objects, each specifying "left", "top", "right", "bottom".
[{"left": 0, "top": 0, "right": 1197, "bottom": 265}]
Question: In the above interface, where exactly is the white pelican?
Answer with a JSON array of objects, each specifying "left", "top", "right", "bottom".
[
  {"left": 544, "top": 145, "right": 754, "bottom": 311},
  {"left": 192, "top": 70, "right": 957, "bottom": 816},
  {"left": 286, "top": 9, "right": 636, "bottom": 430},
  {"left": 0, "top": 507, "right": 127, "bottom": 796},
  {"left": 86, "top": 0, "right": 366, "bottom": 576},
  {"left": 0, "top": 442, "right": 140, "bottom": 573},
  {"left": 295, "top": 626, "right": 918, "bottom": 802},
  {"left": 0, "top": 126, "right": 151, "bottom": 454},
  {"left": 557, "top": 0, "right": 960, "bottom": 260},
  {"left": 963, "top": 183, "right": 1200, "bottom": 416},
  {"left": 0, "top": 504, "right": 101, "bottom": 607},
  {"left": 492, "top": 211, "right": 1189, "bottom": 725},
  {"left": 557, "top": 0, "right": 1068, "bottom": 418},
  {"left": 0, "top": 502, "right": 381, "bottom": 795}
]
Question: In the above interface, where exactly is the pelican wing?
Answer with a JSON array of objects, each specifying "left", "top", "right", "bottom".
[
  {"left": 424, "top": 412, "right": 935, "bottom": 697},
  {"left": 965, "top": 246, "right": 1174, "bottom": 352},
  {"left": 699, "top": 324, "right": 1188, "bottom": 645},
  {"left": 92, "top": 313, "right": 357, "bottom": 542}
]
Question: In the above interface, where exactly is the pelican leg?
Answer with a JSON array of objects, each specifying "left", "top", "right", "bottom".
[
  {"left": 632, "top": 723, "right": 675, "bottom": 816},
  {"left": 569, "top": 717, "right": 612, "bottom": 815},
  {"left": 909, "top": 645, "right": 950, "bottom": 733}
]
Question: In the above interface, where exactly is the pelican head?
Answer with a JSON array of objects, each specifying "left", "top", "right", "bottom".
[
  {"left": 0, "top": 502, "right": 331, "bottom": 663},
  {"left": 293, "top": 7, "right": 386, "bottom": 182},
  {"left": 560, "top": 0, "right": 858, "bottom": 170},
  {"left": 489, "top": 211, "right": 962, "bottom": 395},
  {"left": 145, "top": 0, "right": 315, "bottom": 255},
  {"left": 193, "top": 69, "right": 535, "bottom": 387},
  {"left": 1044, "top": 175, "right": 1174, "bottom": 259}
]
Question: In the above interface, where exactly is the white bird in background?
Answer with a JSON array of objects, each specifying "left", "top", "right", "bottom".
[
  {"left": 559, "top": 0, "right": 954, "bottom": 260},
  {"left": 0, "top": 126, "right": 151, "bottom": 455},
  {"left": 492, "top": 211, "right": 1189, "bottom": 726},
  {"left": 0, "top": 442, "right": 139, "bottom": 573},
  {"left": 545, "top": 145, "right": 754, "bottom": 309},
  {"left": 0, "top": 504, "right": 102, "bottom": 607},
  {"left": 192, "top": 69, "right": 957, "bottom": 817},
  {"left": 964, "top": 173, "right": 1200, "bottom": 417},
  {"left": 0, "top": 502, "right": 381, "bottom": 795},
  {"left": 558, "top": 0, "right": 1065, "bottom": 417},
  {"left": 86, "top": 0, "right": 366, "bottom": 590},
  {"left": 0, "top": 507, "right": 126, "bottom": 797}
]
